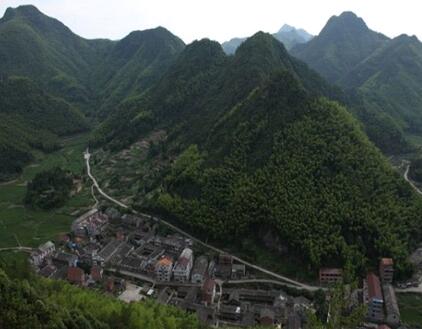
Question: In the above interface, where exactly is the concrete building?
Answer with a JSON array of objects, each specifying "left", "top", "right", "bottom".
[
  {"left": 379, "top": 258, "right": 394, "bottom": 284},
  {"left": 191, "top": 256, "right": 208, "bottom": 283},
  {"left": 319, "top": 268, "right": 342, "bottom": 285},
  {"left": 173, "top": 248, "right": 193, "bottom": 282},
  {"left": 155, "top": 256, "right": 173, "bottom": 282},
  {"left": 382, "top": 284, "right": 400, "bottom": 327},
  {"left": 30, "top": 241, "right": 55, "bottom": 266},
  {"left": 364, "top": 273, "right": 384, "bottom": 323}
]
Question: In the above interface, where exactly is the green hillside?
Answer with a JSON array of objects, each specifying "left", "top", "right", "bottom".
[
  {"left": 0, "top": 266, "right": 200, "bottom": 329},
  {"left": 94, "top": 27, "right": 185, "bottom": 116},
  {"left": 0, "top": 76, "right": 88, "bottom": 180},
  {"left": 92, "top": 33, "right": 422, "bottom": 276},
  {"left": 340, "top": 35, "right": 422, "bottom": 134}
]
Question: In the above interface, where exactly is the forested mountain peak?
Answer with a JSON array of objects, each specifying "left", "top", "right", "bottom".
[
  {"left": 1, "top": 5, "right": 73, "bottom": 36},
  {"left": 291, "top": 11, "right": 389, "bottom": 83},
  {"left": 322, "top": 11, "right": 369, "bottom": 34}
]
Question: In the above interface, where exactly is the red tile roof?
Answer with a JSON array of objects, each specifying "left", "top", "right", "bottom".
[
  {"left": 67, "top": 267, "right": 85, "bottom": 283},
  {"left": 367, "top": 273, "right": 383, "bottom": 300},
  {"left": 90, "top": 265, "right": 103, "bottom": 281}
]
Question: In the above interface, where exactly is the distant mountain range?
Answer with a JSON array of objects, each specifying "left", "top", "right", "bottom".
[
  {"left": 1, "top": 5, "right": 422, "bottom": 276},
  {"left": 222, "top": 24, "right": 313, "bottom": 54}
]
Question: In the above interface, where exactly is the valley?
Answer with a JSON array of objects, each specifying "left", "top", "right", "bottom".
[{"left": 1, "top": 3, "right": 422, "bottom": 329}]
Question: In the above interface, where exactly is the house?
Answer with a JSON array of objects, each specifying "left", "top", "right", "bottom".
[
  {"left": 90, "top": 265, "right": 103, "bottom": 282},
  {"left": 30, "top": 241, "right": 55, "bottom": 267},
  {"left": 173, "top": 248, "right": 194, "bottom": 282},
  {"left": 53, "top": 252, "right": 78, "bottom": 267},
  {"left": 382, "top": 284, "right": 400, "bottom": 327},
  {"left": 191, "top": 256, "right": 208, "bottom": 283},
  {"left": 216, "top": 254, "right": 233, "bottom": 279},
  {"left": 364, "top": 273, "right": 384, "bottom": 322},
  {"left": 379, "top": 258, "right": 394, "bottom": 284},
  {"left": 155, "top": 256, "right": 174, "bottom": 282},
  {"left": 39, "top": 264, "right": 57, "bottom": 278},
  {"left": 202, "top": 278, "right": 216, "bottom": 305},
  {"left": 67, "top": 267, "right": 85, "bottom": 285},
  {"left": 259, "top": 308, "right": 275, "bottom": 326},
  {"left": 231, "top": 264, "right": 246, "bottom": 280},
  {"left": 319, "top": 268, "right": 342, "bottom": 285}
]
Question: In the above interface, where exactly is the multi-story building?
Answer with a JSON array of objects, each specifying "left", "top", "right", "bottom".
[
  {"left": 364, "top": 273, "right": 384, "bottom": 323},
  {"left": 173, "top": 248, "right": 193, "bottom": 282},
  {"left": 191, "top": 255, "right": 208, "bottom": 283},
  {"left": 155, "top": 256, "right": 173, "bottom": 282},
  {"left": 379, "top": 258, "right": 394, "bottom": 283},
  {"left": 30, "top": 241, "right": 55, "bottom": 266},
  {"left": 319, "top": 268, "right": 342, "bottom": 286},
  {"left": 382, "top": 284, "right": 400, "bottom": 327}
]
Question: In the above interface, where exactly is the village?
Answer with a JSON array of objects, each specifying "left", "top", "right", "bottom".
[{"left": 29, "top": 208, "right": 404, "bottom": 329}]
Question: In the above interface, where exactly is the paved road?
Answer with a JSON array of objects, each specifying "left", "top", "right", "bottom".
[{"left": 85, "top": 149, "right": 321, "bottom": 292}]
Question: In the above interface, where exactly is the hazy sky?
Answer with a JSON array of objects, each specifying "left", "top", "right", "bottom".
[{"left": 1, "top": 0, "right": 421, "bottom": 43}]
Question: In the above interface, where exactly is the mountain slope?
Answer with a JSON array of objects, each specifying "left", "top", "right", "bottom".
[
  {"left": 92, "top": 33, "right": 422, "bottom": 275},
  {"left": 340, "top": 35, "right": 422, "bottom": 133},
  {"left": 92, "top": 32, "right": 339, "bottom": 150},
  {"left": 0, "top": 5, "right": 105, "bottom": 110},
  {"left": 291, "top": 11, "right": 389, "bottom": 83},
  {"left": 0, "top": 76, "right": 86, "bottom": 180},
  {"left": 222, "top": 24, "right": 313, "bottom": 55},
  {"left": 95, "top": 27, "right": 185, "bottom": 116}
]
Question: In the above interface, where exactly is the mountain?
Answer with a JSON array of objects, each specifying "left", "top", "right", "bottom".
[
  {"left": 0, "top": 5, "right": 185, "bottom": 180},
  {"left": 0, "top": 76, "right": 86, "bottom": 180},
  {"left": 273, "top": 24, "right": 313, "bottom": 49},
  {"left": 340, "top": 35, "right": 422, "bottom": 133},
  {"left": 94, "top": 27, "right": 185, "bottom": 116},
  {"left": 291, "top": 12, "right": 389, "bottom": 83},
  {"left": 0, "top": 5, "right": 185, "bottom": 116},
  {"left": 221, "top": 24, "right": 313, "bottom": 55},
  {"left": 291, "top": 11, "right": 422, "bottom": 138},
  {"left": 92, "top": 33, "right": 422, "bottom": 275},
  {"left": 0, "top": 5, "right": 105, "bottom": 111}
]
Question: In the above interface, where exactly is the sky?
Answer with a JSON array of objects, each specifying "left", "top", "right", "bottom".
[{"left": 0, "top": 0, "right": 421, "bottom": 43}]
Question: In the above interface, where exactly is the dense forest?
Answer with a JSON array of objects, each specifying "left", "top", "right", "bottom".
[
  {"left": 91, "top": 33, "right": 422, "bottom": 277},
  {"left": 155, "top": 72, "right": 422, "bottom": 277},
  {"left": 25, "top": 167, "right": 74, "bottom": 209},
  {"left": 0, "top": 264, "right": 201, "bottom": 329}
]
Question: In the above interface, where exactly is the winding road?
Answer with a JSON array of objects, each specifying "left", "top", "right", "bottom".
[
  {"left": 403, "top": 162, "right": 422, "bottom": 195},
  {"left": 84, "top": 149, "right": 321, "bottom": 291}
]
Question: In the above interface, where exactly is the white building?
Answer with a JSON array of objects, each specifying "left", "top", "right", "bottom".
[
  {"left": 30, "top": 241, "right": 55, "bottom": 266},
  {"left": 173, "top": 248, "right": 193, "bottom": 283},
  {"left": 155, "top": 256, "right": 174, "bottom": 282}
]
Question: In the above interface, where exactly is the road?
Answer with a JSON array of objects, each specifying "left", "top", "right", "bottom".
[
  {"left": 0, "top": 247, "right": 33, "bottom": 253},
  {"left": 403, "top": 163, "right": 422, "bottom": 195},
  {"left": 84, "top": 149, "right": 322, "bottom": 292}
]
